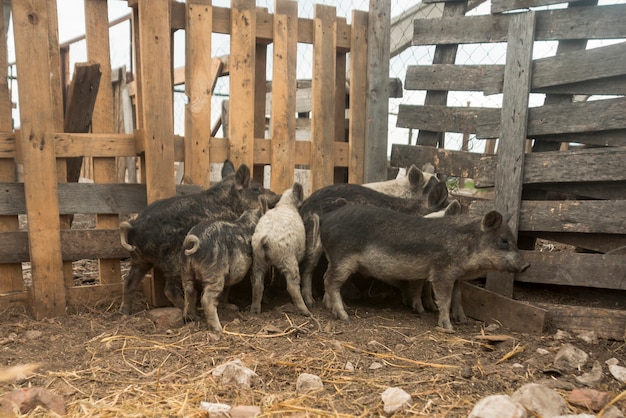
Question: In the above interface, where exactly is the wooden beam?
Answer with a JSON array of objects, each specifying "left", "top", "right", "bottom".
[
  {"left": 538, "top": 302, "right": 626, "bottom": 341},
  {"left": 348, "top": 10, "right": 368, "bottom": 184}
]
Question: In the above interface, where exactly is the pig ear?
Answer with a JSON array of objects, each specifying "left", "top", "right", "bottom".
[
  {"left": 427, "top": 181, "right": 448, "bottom": 209},
  {"left": 258, "top": 196, "right": 268, "bottom": 214},
  {"left": 406, "top": 165, "right": 425, "bottom": 188},
  {"left": 235, "top": 164, "right": 251, "bottom": 188},
  {"left": 444, "top": 200, "right": 461, "bottom": 216},
  {"left": 482, "top": 211, "right": 503, "bottom": 231},
  {"left": 292, "top": 182, "right": 304, "bottom": 204},
  {"left": 422, "top": 176, "right": 438, "bottom": 196},
  {"left": 221, "top": 159, "right": 235, "bottom": 178}
]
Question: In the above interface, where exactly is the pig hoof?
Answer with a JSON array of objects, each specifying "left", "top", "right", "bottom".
[
  {"left": 435, "top": 326, "right": 455, "bottom": 334},
  {"left": 250, "top": 306, "right": 261, "bottom": 314}
]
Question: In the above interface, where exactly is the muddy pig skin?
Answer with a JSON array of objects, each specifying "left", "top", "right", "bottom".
[
  {"left": 181, "top": 208, "right": 263, "bottom": 332},
  {"left": 119, "top": 161, "right": 279, "bottom": 315},
  {"left": 298, "top": 177, "right": 450, "bottom": 308},
  {"left": 319, "top": 205, "right": 530, "bottom": 332}
]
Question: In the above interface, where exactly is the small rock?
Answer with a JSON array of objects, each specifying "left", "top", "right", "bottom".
[
  {"left": 553, "top": 343, "right": 588, "bottom": 373},
  {"left": 608, "top": 363, "right": 626, "bottom": 384},
  {"left": 344, "top": 361, "right": 354, "bottom": 372},
  {"left": 461, "top": 365, "right": 473, "bottom": 379},
  {"left": 484, "top": 323, "right": 500, "bottom": 332},
  {"left": 147, "top": 307, "right": 183, "bottom": 330},
  {"left": 369, "top": 362, "right": 383, "bottom": 370},
  {"left": 468, "top": 395, "right": 527, "bottom": 418},
  {"left": 567, "top": 388, "right": 612, "bottom": 412},
  {"left": 575, "top": 361, "right": 603, "bottom": 387},
  {"left": 511, "top": 383, "right": 568, "bottom": 417},
  {"left": 199, "top": 402, "right": 231, "bottom": 417},
  {"left": 0, "top": 387, "right": 66, "bottom": 417},
  {"left": 24, "top": 330, "right": 42, "bottom": 340},
  {"left": 381, "top": 387, "right": 412, "bottom": 414},
  {"left": 212, "top": 359, "right": 259, "bottom": 389},
  {"left": 230, "top": 405, "right": 262, "bottom": 418},
  {"left": 576, "top": 331, "right": 598, "bottom": 345},
  {"left": 536, "top": 348, "right": 550, "bottom": 355},
  {"left": 606, "top": 358, "right": 619, "bottom": 366},
  {"left": 554, "top": 330, "right": 571, "bottom": 340},
  {"left": 296, "top": 373, "right": 323, "bottom": 394},
  {"left": 601, "top": 405, "right": 626, "bottom": 418}
]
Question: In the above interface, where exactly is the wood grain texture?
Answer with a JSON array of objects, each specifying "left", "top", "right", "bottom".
[{"left": 348, "top": 10, "right": 368, "bottom": 184}]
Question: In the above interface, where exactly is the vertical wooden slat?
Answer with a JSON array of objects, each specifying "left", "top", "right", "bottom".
[
  {"left": 485, "top": 11, "right": 536, "bottom": 297},
  {"left": 348, "top": 10, "right": 368, "bottom": 185},
  {"left": 13, "top": 0, "right": 66, "bottom": 318},
  {"left": 270, "top": 0, "right": 298, "bottom": 194},
  {"left": 185, "top": 0, "right": 213, "bottom": 188},
  {"left": 364, "top": 0, "right": 390, "bottom": 183},
  {"left": 136, "top": 0, "right": 176, "bottom": 306},
  {"left": 85, "top": 0, "right": 121, "bottom": 286},
  {"left": 334, "top": 17, "right": 347, "bottom": 184},
  {"left": 310, "top": 4, "right": 336, "bottom": 191},
  {"left": 0, "top": 1, "right": 23, "bottom": 292},
  {"left": 229, "top": 0, "right": 256, "bottom": 170},
  {"left": 254, "top": 41, "right": 267, "bottom": 185}
]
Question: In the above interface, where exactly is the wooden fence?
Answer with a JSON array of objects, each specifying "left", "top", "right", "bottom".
[
  {"left": 392, "top": 0, "right": 626, "bottom": 339},
  {"left": 0, "top": 0, "right": 390, "bottom": 319}
]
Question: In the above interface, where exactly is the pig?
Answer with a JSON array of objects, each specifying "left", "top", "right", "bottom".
[
  {"left": 298, "top": 175, "right": 451, "bottom": 308},
  {"left": 363, "top": 164, "right": 437, "bottom": 199},
  {"left": 181, "top": 208, "right": 263, "bottom": 332},
  {"left": 318, "top": 204, "right": 530, "bottom": 332},
  {"left": 250, "top": 182, "right": 310, "bottom": 316},
  {"left": 119, "top": 161, "right": 279, "bottom": 315}
]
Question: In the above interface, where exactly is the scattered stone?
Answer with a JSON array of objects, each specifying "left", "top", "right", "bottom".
[
  {"left": 575, "top": 361, "right": 603, "bottom": 387},
  {"left": 381, "top": 387, "right": 412, "bottom": 414},
  {"left": 536, "top": 348, "right": 550, "bottom": 355},
  {"left": 606, "top": 358, "right": 619, "bottom": 366},
  {"left": 296, "top": 373, "right": 323, "bottom": 394},
  {"left": 369, "top": 362, "right": 384, "bottom": 370},
  {"left": 511, "top": 383, "right": 568, "bottom": 417},
  {"left": 567, "top": 388, "right": 612, "bottom": 412},
  {"left": 576, "top": 331, "right": 598, "bottom": 345},
  {"left": 0, "top": 387, "right": 66, "bottom": 417},
  {"left": 230, "top": 405, "right": 262, "bottom": 418},
  {"left": 554, "top": 330, "right": 571, "bottom": 340},
  {"left": 553, "top": 343, "right": 588, "bottom": 373},
  {"left": 602, "top": 405, "right": 626, "bottom": 418},
  {"left": 468, "top": 395, "right": 527, "bottom": 418},
  {"left": 212, "top": 359, "right": 259, "bottom": 389},
  {"left": 608, "top": 363, "right": 626, "bottom": 384},
  {"left": 199, "top": 402, "right": 231, "bottom": 417},
  {"left": 147, "top": 307, "right": 183, "bottom": 330},
  {"left": 552, "top": 415, "right": 595, "bottom": 418},
  {"left": 344, "top": 361, "right": 354, "bottom": 372},
  {"left": 24, "top": 330, "right": 42, "bottom": 340},
  {"left": 461, "top": 365, "right": 473, "bottom": 379},
  {"left": 484, "top": 323, "right": 500, "bottom": 332},
  {"left": 0, "top": 333, "right": 17, "bottom": 345}
]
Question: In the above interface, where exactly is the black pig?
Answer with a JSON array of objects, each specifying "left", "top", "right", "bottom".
[{"left": 318, "top": 205, "right": 530, "bottom": 332}]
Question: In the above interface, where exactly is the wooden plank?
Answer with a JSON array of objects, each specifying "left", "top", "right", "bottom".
[
  {"left": 485, "top": 11, "right": 535, "bottom": 297},
  {"left": 364, "top": 0, "right": 390, "bottom": 182},
  {"left": 416, "top": 0, "right": 468, "bottom": 148},
  {"left": 524, "top": 232, "right": 626, "bottom": 254},
  {"left": 85, "top": 0, "right": 121, "bottom": 287},
  {"left": 517, "top": 251, "right": 626, "bottom": 290},
  {"left": 228, "top": 0, "right": 256, "bottom": 170},
  {"left": 310, "top": 4, "right": 336, "bottom": 191},
  {"left": 413, "top": 5, "right": 626, "bottom": 45},
  {"left": 12, "top": 0, "right": 66, "bottom": 318},
  {"left": 470, "top": 200, "right": 626, "bottom": 234},
  {"left": 253, "top": 40, "right": 268, "bottom": 185},
  {"left": 184, "top": 0, "right": 213, "bottom": 188},
  {"left": 66, "top": 283, "right": 123, "bottom": 308},
  {"left": 55, "top": 133, "right": 137, "bottom": 157},
  {"left": 477, "top": 97, "right": 626, "bottom": 139},
  {"left": 334, "top": 19, "right": 347, "bottom": 184},
  {"left": 270, "top": 0, "right": 298, "bottom": 193},
  {"left": 397, "top": 105, "right": 500, "bottom": 137},
  {"left": 348, "top": 10, "right": 368, "bottom": 185},
  {"left": 390, "top": 144, "right": 482, "bottom": 178},
  {"left": 492, "top": 0, "right": 590, "bottom": 13},
  {"left": 532, "top": 130, "right": 626, "bottom": 148},
  {"left": 405, "top": 64, "right": 504, "bottom": 95},
  {"left": 461, "top": 282, "right": 547, "bottom": 334},
  {"left": 524, "top": 182, "right": 626, "bottom": 201},
  {"left": 537, "top": 303, "right": 626, "bottom": 341},
  {"left": 0, "top": 0, "right": 23, "bottom": 294}
]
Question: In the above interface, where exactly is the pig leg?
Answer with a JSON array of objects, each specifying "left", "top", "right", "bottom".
[
  {"left": 421, "top": 281, "right": 438, "bottom": 312},
  {"left": 182, "top": 268, "right": 200, "bottom": 322},
  {"left": 120, "top": 261, "right": 152, "bottom": 314},
  {"left": 280, "top": 257, "right": 312, "bottom": 316},
  {"left": 430, "top": 279, "right": 455, "bottom": 333},
  {"left": 250, "top": 258, "right": 268, "bottom": 314},
  {"left": 402, "top": 280, "right": 426, "bottom": 314},
  {"left": 164, "top": 274, "right": 185, "bottom": 310},
  {"left": 200, "top": 274, "right": 227, "bottom": 332},
  {"left": 300, "top": 247, "right": 322, "bottom": 308},
  {"left": 322, "top": 261, "right": 352, "bottom": 321},
  {"left": 450, "top": 281, "right": 467, "bottom": 324}
]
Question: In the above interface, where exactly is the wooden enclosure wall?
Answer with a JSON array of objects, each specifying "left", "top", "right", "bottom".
[
  {"left": 0, "top": 0, "right": 375, "bottom": 318},
  {"left": 392, "top": 0, "right": 626, "bottom": 338}
]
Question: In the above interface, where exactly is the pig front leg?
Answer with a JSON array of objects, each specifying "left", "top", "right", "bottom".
[
  {"left": 322, "top": 261, "right": 351, "bottom": 321},
  {"left": 164, "top": 273, "right": 186, "bottom": 310},
  {"left": 250, "top": 259, "right": 267, "bottom": 314},
  {"left": 431, "top": 278, "right": 456, "bottom": 333},
  {"left": 450, "top": 281, "right": 467, "bottom": 324},
  {"left": 120, "top": 261, "right": 152, "bottom": 314}
]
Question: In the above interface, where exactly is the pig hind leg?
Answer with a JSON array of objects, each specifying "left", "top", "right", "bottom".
[
  {"left": 278, "top": 257, "right": 312, "bottom": 316},
  {"left": 182, "top": 266, "right": 200, "bottom": 322},
  {"left": 120, "top": 260, "right": 152, "bottom": 314},
  {"left": 251, "top": 250, "right": 269, "bottom": 314},
  {"left": 163, "top": 272, "right": 185, "bottom": 310},
  {"left": 450, "top": 281, "right": 467, "bottom": 324},
  {"left": 200, "top": 273, "right": 227, "bottom": 332},
  {"left": 322, "top": 260, "right": 355, "bottom": 321},
  {"left": 430, "top": 277, "right": 456, "bottom": 332}
]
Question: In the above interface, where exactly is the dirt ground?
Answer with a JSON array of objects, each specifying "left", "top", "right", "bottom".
[{"left": 1, "top": 277, "right": 625, "bottom": 417}]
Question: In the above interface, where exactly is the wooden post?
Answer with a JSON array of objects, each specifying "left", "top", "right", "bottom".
[
  {"left": 348, "top": 10, "right": 368, "bottom": 185},
  {"left": 229, "top": 0, "right": 256, "bottom": 170},
  {"left": 13, "top": 0, "right": 66, "bottom": 318},
  {"left": 184, "top": 0, "right": 213, "bottom": 188},
  {"left": 364, "top": 0, "right": 390, "bottom": 183},
  {"left": 311, "top": 4, "right": 336, "bottom": 191},
  {"left": 334, "top": 18, "right": 348, "bottom": 184},
  {"left": 270, "top": 0, "right": 298, "bottom": 194},
  {"left": 135, "top": 0, "right": 176, "bottom": 306},
  {"left": 485, "top": 11, "right": 535, "bottom": 297},
  {"left": 0, "top": 1, "right": 23, "bottom": 294}
]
